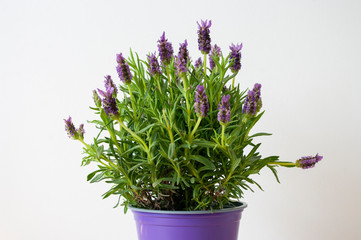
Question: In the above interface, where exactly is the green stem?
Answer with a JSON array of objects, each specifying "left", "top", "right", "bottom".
[
  {"left": 221, "top": 124, "right": 226, "bottom": 147},
  {"left": 232, "top": 77, "right": 236, "bottom": 89},
  {"left": 156, "top": 74, "right": 162, "bottom": 93},
  {"left": 108, "top": 125, "right": 123, "bottom": 154},
  {"left": 166, "top": 67, "right": 173, "bottom": 100},
  {"left": 268, "top": 162, "right": 296, "bottom": 167},
  {"left": 117, "top": 119, "right": 156, "bottom": 183},
  {"left": 189, "top": 116, "right": 202, "bottom": 141},
  {"left": 117, "top": 120, "right": 149, "bottom": 154},
  {"left": 79, "top": 139, "right": 132, "bottom": 184},
  {"left": 79, "top": 139, "right": 110, "bottom": 168},
  {"left": 127, "top": 84, "right": 138, "bottom": 124},
  {"left": 203, "top": 54, "right": 207, "bottom": 75},
  {"left": 182, "top": 75, "right": 191, "bottom": 132}
]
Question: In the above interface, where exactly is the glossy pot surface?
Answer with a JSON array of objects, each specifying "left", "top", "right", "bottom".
[{"left": 130, "top": 202, "right": 247, "bottom": 240}]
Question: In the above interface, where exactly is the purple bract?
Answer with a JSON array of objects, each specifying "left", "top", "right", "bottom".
[
  {"left": 104, "top": 75, "right": 117, "bottom": 96},
  {"left": 98, "top": 87, "right": 120, "bottom": 119}
]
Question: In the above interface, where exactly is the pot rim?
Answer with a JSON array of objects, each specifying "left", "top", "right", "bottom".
[{"left": 129, "top": 201, "right": 247, "bottom": 215}]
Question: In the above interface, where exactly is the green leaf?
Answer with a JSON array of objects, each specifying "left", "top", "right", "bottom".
[
  {"left": 189, "top": 155, "right": 215, "bottom": 170},
  {"left": 267, "top": 165, "right": 280, "bottom": 183},
  {"left": 87, "top": 170, "right": 102, "bottom": 181},
  {"left": 168, "top": 142, "right": 175, "bottom": 159},
  {"left": 90, "top": 171, "right": 106, "bottom": 183},
  {"left": 190, "top": 177, "right": 195, "bottom": 184},
  {"left": 192, "top": 140, "right": 217, "bottom": 148},
  {"left": 96, "top": 145, "right": 104, "bottom": 159},
  {"left": 249, "top": 132, "right": 272, "bottom": 138}
]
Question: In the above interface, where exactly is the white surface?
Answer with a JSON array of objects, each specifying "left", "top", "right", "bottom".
[{"left": 1, "top": 0, "right": 360, "bottom": 239}]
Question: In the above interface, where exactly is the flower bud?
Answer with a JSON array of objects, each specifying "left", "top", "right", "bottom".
[
  {"left": 116, "top": 53, "right": 132, "bottom": 84},
  {"left": 197, "top": 19, "right": 212, "bottom": 54},
  {"left": 243, "top": 83, "right": 262, "bottom": 116},
  {"left": 218, "top": 95, "right": 231, "bottom": 124},
  {"left": 157, "top": 32, "right": 174, "bottom": 66},
  {"left": 229, "top": 43, "right": 242, "bottom": 73},
  {"left": 175, "top": 40, "right": 189, "bottom": 76},
  {"left": 93, "top": 90, "right": 102, "bottom": 108},
  {"left": 209, "top": 44, "right": 221, "bottom": 70},
  {"left": 194, "top": 57, "right": 203, "bottom": 69},
  {"left": 64, "top": 116, "right": 84, "bottom": 140},
  {"left": 296, "top": 154, "right": 323, "bottom": 169},
  {"left": 147, "top": 52, "right": 161, "bottom": 77},
  {"left": 194, "top": 85, "right": 209, "bottom": 118},
  {"left": 98, "top": 88, "right": 120, "bottom": 120}
]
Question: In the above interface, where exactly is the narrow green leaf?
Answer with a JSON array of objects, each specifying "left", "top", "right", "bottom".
[
  {"left": 189, "top": 155, "right": 215, "bottom": 170},
  {"left": 168, "top": 142, "right": 175, "bottom": 159}
]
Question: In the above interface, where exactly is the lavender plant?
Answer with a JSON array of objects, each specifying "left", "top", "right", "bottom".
[{"left": 65, "top": 20, "right": 323, "bottom": 212}]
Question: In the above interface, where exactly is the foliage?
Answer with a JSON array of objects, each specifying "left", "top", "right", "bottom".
[{"left": 65, "top": 20, "right": 322, "bottom": 212}]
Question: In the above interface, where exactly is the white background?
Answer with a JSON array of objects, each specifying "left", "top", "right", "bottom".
[{"left": 1, "top": 0, "right": 361, "bottom": 239}]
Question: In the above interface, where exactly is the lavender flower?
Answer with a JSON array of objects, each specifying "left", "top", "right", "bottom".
[
  {"left": 104, "top": 75, "right": 117, "bottom": 96},
  {"left": 296, "top": 154, "right": 323, "bottom": 169},
  {"left": 194, "top": 57, "right": 203, "bottom": 69},
  {"left": 209, "top": 44, "right": 221, "bottom": 70},
  {"left": 229, "top": 43, "right": 242, "bottom": 73},
  {"left": 157, "top": 32, "right": 174, "bottom": 66},
  {"left": 147, "top": 52, "right": 161, "bottom": 77},
  {"left": 197, "top": 19, "right": 212, "bottom": 54},
  {"left": 98, "top": 87, "right": 119, "bottom": 119},
  {"left": 64, "top": 116, "right": 84, "bottom": 140},
  {"left": 194, "top": 85, "right": 209, "bottom": 117},
  {"left": 243, "top": 83, "right": 262, "bottom": 116},
  {"left": 175, "top": 40, "right": 189, "bottom": 76},
  {"left": 116, "top": 53, "right": 132, "bottom": 84},
  {"left": 218, "top": 95, "right": 231, "bottom": 124}
]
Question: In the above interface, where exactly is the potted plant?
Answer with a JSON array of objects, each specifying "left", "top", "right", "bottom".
[{"left": 64, "top": 19, "right": 323, "bottom": 240}]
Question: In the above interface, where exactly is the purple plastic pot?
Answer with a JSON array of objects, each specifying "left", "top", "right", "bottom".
[{"left": 130, "top": 201, "right": 247, "bottom": 240}]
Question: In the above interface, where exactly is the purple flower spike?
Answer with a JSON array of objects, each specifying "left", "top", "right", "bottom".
[
  {"left": 104, "top": 75, "right": 117, "bottom": 96},
  {"left": 98, "top": 87, "right": 120, "bottom": 119},
  {"left": 296, "top": 154, "right": 323, "bottom": 169},
  {"left": 147, "top": 52, "right": 161, "bottom": 77},
  {"left": 194, "top": 85, "right": 209, "bottom": 118},
  {"left": 64, "top": 116, "right": 77, "bottom": 139},
  {"left": 175, "top": 40, "right": 189, "bottom": 76},
  {"left": 209, "top": 44, "right": 221, "bottom": 70},
  {"left": 157, "top": 32, "right": 174, "bottom": 66},
  {"left": 229, "top": 43, "right": 243, "bottom": 73},
  {"left": 197, "top": 19, "right": 212, "bottom": 54},
  {"left": 194, "top": 57, "right": 203, "bottom": 69},
  {"left": 243, "top": 83, "right": 262, "bottom": 116},
  {"left": 218, "top": 95, "right": 231, "bottom": 124},
  {"left": 116, "top": 53, "right": 133, "bottom": 84},
  {"left": 64, "top": 116, "right": 84, "bottom": 140}
]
